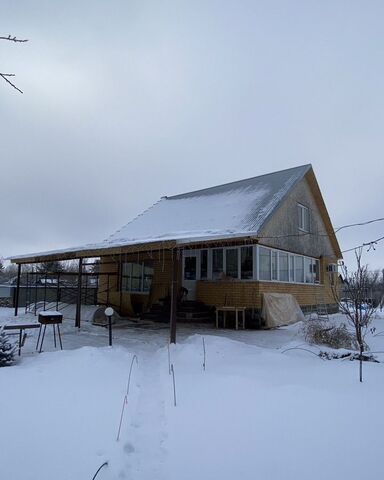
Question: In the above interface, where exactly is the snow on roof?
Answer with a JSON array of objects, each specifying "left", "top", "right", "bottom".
[
  {"left": 108, "top": 164, "right": 311, "bottom": 244},
  {"left": 9, "top": 164, "right": 311, "bottom": 261}
]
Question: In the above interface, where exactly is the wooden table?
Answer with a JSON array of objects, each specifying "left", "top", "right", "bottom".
[
  {"left": 3, "top": 323, "right": 41, "bottom": 355},
  {"left": 215, "top": 306, "right": 246, "bottom": 330},
  {"left": 37, "top": 311, "right": 63, "bottom": 353}
]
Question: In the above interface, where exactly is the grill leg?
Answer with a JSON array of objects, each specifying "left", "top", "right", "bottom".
[
  {"left": 18, "top": 329, "right": 22, "bottom": 356},
  {"left": 39, "top": 325, "right": 47, "bottom": 353},
  {"left": 57, "top": 325, "right": 63, "bottom": 350},
  {"left": 36, "top": 325, "right": 42, "bottom": 351},
  {"left": 53, "top": 324, "right": 57, "bottom": 348}
]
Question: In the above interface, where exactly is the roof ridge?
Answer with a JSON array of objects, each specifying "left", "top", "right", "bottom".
[{"left": 167, "top": 164, "right": 312, "bottom": 199}]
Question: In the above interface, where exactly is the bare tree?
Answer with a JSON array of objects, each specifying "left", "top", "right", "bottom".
[
  {"left": 36, "top": 261, "right": 64, "bottom": 274},
  {"left": 332, "top": 248, "right": 376, "bottom": 382},
  {"left": 0, "top": 34, "right": 28, "bottom": 93}
]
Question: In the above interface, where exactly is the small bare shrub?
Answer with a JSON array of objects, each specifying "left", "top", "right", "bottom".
[{"left": 302, "top": 318, "right": 359, "bottom": 350}]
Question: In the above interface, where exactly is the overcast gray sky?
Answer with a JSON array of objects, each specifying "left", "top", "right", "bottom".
[{"left": 1, "top": 0, "right": 383, "bottom": 270}]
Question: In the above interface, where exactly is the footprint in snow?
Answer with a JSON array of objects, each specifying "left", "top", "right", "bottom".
[{"left": 124, "top": 442, "right": 135, "bottom": 454}]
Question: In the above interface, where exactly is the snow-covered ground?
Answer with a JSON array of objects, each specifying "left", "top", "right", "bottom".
[{"left": 1, "top": 306, "right": 384, "bottom": 480}]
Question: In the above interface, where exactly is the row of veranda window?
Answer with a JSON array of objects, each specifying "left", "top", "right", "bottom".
[
  {"left": 120, "top": 245, "right": 321, "bottom": 293},
  {"left": 184, "top": 245, "right": 320, "bottom": 284}
]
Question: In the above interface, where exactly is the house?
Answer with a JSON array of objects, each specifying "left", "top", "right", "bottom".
[{"left": 9, "top": 164, "right": 342, "bottom": 340}]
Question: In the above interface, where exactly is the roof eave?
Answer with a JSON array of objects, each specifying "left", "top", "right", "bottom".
[{"left": 8, "top": 239, "right": 178, "bottom": 264}]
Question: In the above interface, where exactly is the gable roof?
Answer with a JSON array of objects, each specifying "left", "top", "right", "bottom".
[
  {"left": 107, "top": 164, "right": 311, "bottom": 245},
  {"left": 10, "top": 164, "right": 340, "bottom": 263}
]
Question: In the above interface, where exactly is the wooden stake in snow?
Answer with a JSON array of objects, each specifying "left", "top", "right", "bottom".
[
  {"left": 167, "top": 343, "right": 171, "bottom": 375},
  {"left": 171, "top": 364, "right": 177, "bottom": 407},
  {"left": 202, "top": 336, "right": 206, "bottom": 371},
  {"left": 116, "top": 355, "right": 138, "bottom": 441}
]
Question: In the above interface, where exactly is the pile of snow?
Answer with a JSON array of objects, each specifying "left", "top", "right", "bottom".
[{"left": 0, "top": 307, "right": 384, "bottom": 479}]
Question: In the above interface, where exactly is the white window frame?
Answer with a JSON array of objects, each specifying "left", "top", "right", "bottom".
[
  {"left": 181, "top": 244, "right": 321, "bottom": 285},
  {"left": 122, "top": 261, "right": 153, "bottom": 294},
  {"left": 298, "top": 203, "right": 310, "bottom": 232}
]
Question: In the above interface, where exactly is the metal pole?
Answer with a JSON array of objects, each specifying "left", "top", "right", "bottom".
[
  {"left": 108, "top": 315, "right": 112, "bottom": 346},
  {"left": 170, "top": 249, "right": 179, "bottom": 344},
  {"left": 75, "top": 258, "right": 83, "bottom": 328},
  {"left": 119, "top": 254, "right": 123, "bottom": 314},
  {"left": 56, "top": 272, "right": 60, "bottom": 311},
  {"left": 43, "top": 272, "right": 47, "bottom": 311},
  {"left": 14, "top": 263, "right": 21, "bottom": 317},
  {"left": 84, "top": 270, "right": 88, "bottom": 305},
  {"left": 34, "top": 268, "right": 38, "bottom": 316},
  {"left": 25, "top": 272, "right": 29, "bottom": 314}
]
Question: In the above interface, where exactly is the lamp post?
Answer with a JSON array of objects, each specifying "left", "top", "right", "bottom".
[{"left": 105, "top": 307, "right": 114, "bottom": 346}]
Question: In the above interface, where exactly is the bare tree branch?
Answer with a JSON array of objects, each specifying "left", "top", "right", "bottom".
[
  {"left": 0, "top": 35, "right": 28, "bottom": 43},
  {"left": 0, "top": 73, "right": 23, "bottom": 93},
  {"left": 331, "top": 249, "right": 376, "bottom": 382},
  {"left": 1, "top": 33, "right": 27, "bottom": 94}
]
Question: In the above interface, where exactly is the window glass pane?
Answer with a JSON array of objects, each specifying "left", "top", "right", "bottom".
[
  {"left": 279, "top": 252, "right": 289, "bottom": 282},
  {"left": 122, "top": 276, "right": 130, "bottom": 291},
  {"left": 131, "top": 278, "right": 141, "bottom": 292},
  {"left": 122, "top": 263, "right": 132, "bottom": 276},
  {"left": 143, "top": 264, "right": 154, "bottom": 292},
  {"left": 271, "top": 251, "right": 278, "bottom": 280},
  {"left": 241, "top": 246, "right": 253, "bottom": 279},
  {"left": 295, "top": 256, "right": 304, "bottom": 283},
  {"left": 289, "top": 255, "right": 295, "bottom": 282},
  {"left": 226, "top": 249, "right": 238, "bottom": 278},
  {"left": 131, "top": 263, "right": 142, "bottom": 277},
  {"left": 259, "top": 247, "right": 271, "bottom": 281},
  {"left": 212, "top": 249, "right": 224, "bottom": 280},
  {"left": 184, "top": 256, "right": 197, "bottom": 280},
  {"left": 304, "top": 257, "right": 313, "bottom": 283},
  {"left": 315, "top": 260, "right": 320, "bottom": 283},
  {"left": 304, "top": 209, "right": 310, "bottom": 231},
  {"left": 122, "top": 262, "right": 132, "bottom": 291},
  {"left": 200, "top": 250, "right": 208, "bottom": 279},
  {"left": 298, "top": 204, "right": 310, "bottom": 232},
  {"left": 121, "top": 261, "right": 151, "bottom": 292},
  {"left": 131, "top": 263, "right": 143, "bottom": 291}
]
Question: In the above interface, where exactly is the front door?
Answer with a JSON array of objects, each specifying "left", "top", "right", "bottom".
[{"left": 182, "top": 251, "right": 198, "bottom": 300}]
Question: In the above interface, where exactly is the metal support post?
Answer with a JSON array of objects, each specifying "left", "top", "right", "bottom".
[
  {"left": 75, "top": 258, "right": 83, "bottom": 328},
  {"left": 170, "top": 249, "right": 179, "bottom": 344},
  {"left": 14, "top": 264, "right": 21, "bottom": 317}
]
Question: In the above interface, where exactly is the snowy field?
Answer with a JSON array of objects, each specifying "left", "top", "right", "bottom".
[{"left": 1, "top": 306, "right": 384, "bottom": 480}]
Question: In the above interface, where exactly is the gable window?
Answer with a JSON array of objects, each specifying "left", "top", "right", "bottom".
[
  {"left": 241, "top": 246, "right": 253, "bottom": 279},
  {"left": 122, "top": 262, "right": 154, "bottom": 293},
  {"left": 298, "top": 203, "right": 310, "bottom": 232}
]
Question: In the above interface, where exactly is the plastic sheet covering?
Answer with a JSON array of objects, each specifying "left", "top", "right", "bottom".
[{"left": 262, "top": 293, "right": 305, "bottom": 328}]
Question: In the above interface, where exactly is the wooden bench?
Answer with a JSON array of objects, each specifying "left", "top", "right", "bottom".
[{"left": 3, "top": 323, "right": 41, "bottom": 355}]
